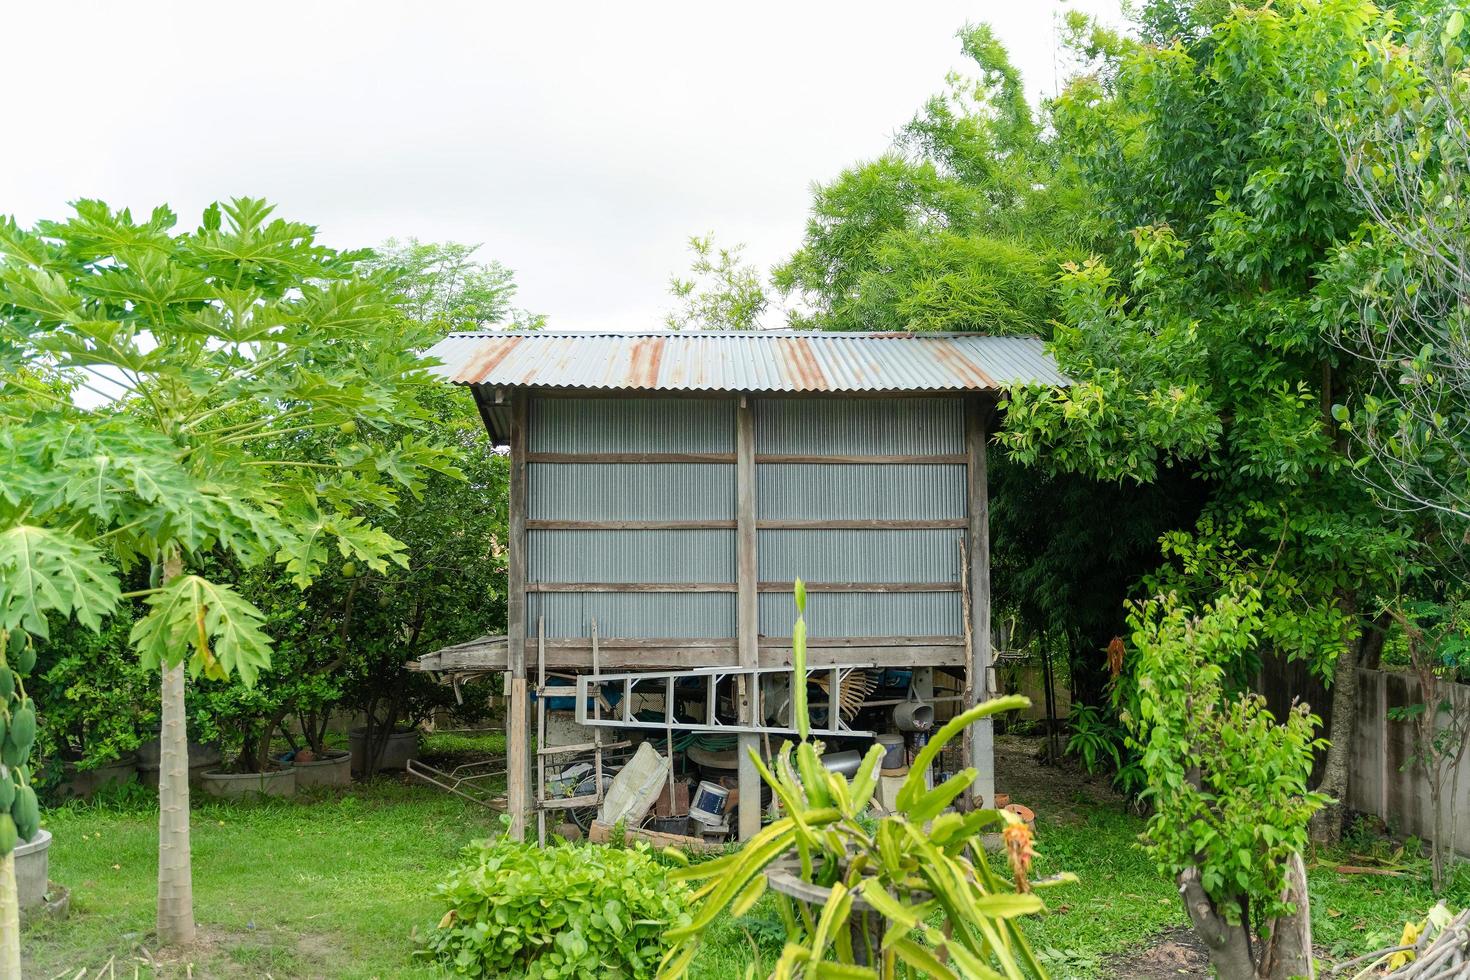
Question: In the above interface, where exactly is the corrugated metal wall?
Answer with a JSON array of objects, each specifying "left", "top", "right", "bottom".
[
  {"left": 529, "top": 464, "right": 734, "bottom": 520},
  {"left": 527, "top": 398, "right": 736, "bottom": 638},
  {"left": 758, "top": 529, "right": 962, "bottom": 583},
  {"left": 756, "top": 464, "right": 965, "bottom": 521},
  {"left": 530, "top": 529, "right": 733, "bottom": 583},
  {"left": 524, "top": 395, "right": 967, "bottom": 642},
  {"left": 755, "top": 398, "right": 965, "bottom": 639},
  {"left": 532, "top": 397, "right": 734, "bottom": 452},
  {"left": 757, "top": 398, "right": 963, "bottom": 455}
]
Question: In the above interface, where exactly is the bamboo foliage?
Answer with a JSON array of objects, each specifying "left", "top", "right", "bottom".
[{"left": 658, "top": 580, "right": 1066, "bottom": 979}]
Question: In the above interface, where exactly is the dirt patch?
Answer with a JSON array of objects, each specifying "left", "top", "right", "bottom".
[
  {"left": 994, "top": 733, "right": 1125, "bottom": 813},
  {"left": 1102, "top": 927, "right": 1210, "bottom": 978}
]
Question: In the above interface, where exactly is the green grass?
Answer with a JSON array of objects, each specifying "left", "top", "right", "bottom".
[
  {"left": 22, "top": 766, "right": 1463, "bottom": 979},
  {"left": 24, "top": 779, "right": 504, "bottom": 979}
]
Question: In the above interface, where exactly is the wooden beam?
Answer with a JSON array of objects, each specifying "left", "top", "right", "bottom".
[
  {"left": 753, "top": 454, "right": 968, "bottom": 465},
  {"left": 526, "top": 520, "right": 737, "bottom": 531},
  {"left": 736, "top": 396, "right": 761, "bottom": 842},
  {"left": 964, "top": 396, "right": 995, "bottom": 807},
  {"left": 756, "top": 519, "right": 967, "bottom": 530},
  {"left": 527, "top": 451, "right": 735, "bottom": 464},
  {"left": 524, "top": 519, "right": 964, "bottom": 531},
  {"left": 588, "top": 820, "right": 721, "bottom": 854},
  {"left": 527, "top": 582, "right": 737, "bottom": 593},
  {"left": 522, "top": 581, "right": 959, "bottom": 594},
  {"left": 757, "top": 581, "right": 959, "bottom": 593},
  {"left": 506, "top": 392, "right": 531, "bottom": 840},
  {"left": 414, "top": 638, "right": 966, "bottom": 673}
]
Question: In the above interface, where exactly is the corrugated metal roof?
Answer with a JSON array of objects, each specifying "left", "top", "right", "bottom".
[{"left": 425, "top": 330, "right": 1068, "bottom": 393}]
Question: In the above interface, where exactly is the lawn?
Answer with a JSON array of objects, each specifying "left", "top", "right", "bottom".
[{"left": 21, "top": 733, "right": 1467, "bottom": 979}]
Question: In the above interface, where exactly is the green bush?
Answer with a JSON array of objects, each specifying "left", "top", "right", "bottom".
[{"left": 422, "top": 835, "right": 691, "bottom": 979}]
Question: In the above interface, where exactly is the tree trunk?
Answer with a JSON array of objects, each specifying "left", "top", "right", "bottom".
[
  {"left": 1178, "top": 867, "right": 1257, "bottom": 980},
  {"left": 1312, "top": 636, "right": 1359, "bottom": 844},
  {"left": 0, "top": 850, "right": 19, "bottom": 979},
  {"left": 157, "top": 553, "right": 195, "bottom": 946},
  {"left": 1257, "top": 853, "right": 1315, "bottom": 980}
]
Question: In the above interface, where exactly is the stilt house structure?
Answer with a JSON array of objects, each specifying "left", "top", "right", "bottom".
[{"left": 414, "top": 330, "right": 1067, "bottom": 841}]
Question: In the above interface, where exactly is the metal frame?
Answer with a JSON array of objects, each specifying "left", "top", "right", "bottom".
[{"left": 573, "top": 663, "right": 878, "bottom": 738}]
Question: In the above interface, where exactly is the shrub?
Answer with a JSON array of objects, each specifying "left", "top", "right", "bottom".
[{"left": 423, "top": 835, "right": 691, "bottom": 979}]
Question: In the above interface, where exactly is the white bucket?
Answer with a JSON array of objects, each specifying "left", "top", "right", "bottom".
[{"left": 689, "top": 779, "right": 731, "bottom": 826}]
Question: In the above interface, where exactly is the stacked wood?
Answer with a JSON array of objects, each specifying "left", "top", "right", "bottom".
[{"left": 1329, "top": 905, "right": 1470, "bottom": 979}]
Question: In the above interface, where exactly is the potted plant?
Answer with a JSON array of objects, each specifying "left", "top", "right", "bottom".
[
  {"left": 659, "top": 582, "right": 1066, "bottom": 978},
  {"left": 193, "top": 677, "right": 296, "bottom": 799},
  {"left": 31, "top": 616, "right": 152, "bottom": 801}
]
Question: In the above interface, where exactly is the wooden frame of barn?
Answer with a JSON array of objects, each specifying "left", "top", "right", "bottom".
[{"left": 412, "top": 330, "right": 1068, "bottom": 842}]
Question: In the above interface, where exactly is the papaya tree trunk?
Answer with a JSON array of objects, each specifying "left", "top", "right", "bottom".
[
  {"left": 157, "top": 553, "right": 195, "bottom": 946},
  {"left": 0, "top": 850, "right": 19, "bottom": 978}
]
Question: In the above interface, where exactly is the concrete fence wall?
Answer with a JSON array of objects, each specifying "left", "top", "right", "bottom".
[{"left": 1348, "top": 668, "right": 1470, "bottom": 855}]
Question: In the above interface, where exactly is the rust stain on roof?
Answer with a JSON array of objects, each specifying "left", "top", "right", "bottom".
[
  {"left": 424, "top": 331, "right": 1067, "bottom": 393},
  {"left": 932, "top": 340, "right": 996, "bottom": 389},
  {"left": 776, "top": 337, "right": 828, "bottom": 391},
  {"left": 628, "top": 336, "right": 665, "bottom": 388},
  {"left": 458, "top": 336, "right": 523, "bottom": 383}
]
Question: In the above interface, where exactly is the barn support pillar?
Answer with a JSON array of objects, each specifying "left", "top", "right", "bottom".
[
  {"left": 964, "top": 398, "right": 995, "bottom": 807},
  {"left": 735, "top": 397, "right": 762, "bottom": 841},
  {"left": 506, "top": 392, "right": 532, "bottom": 839}
]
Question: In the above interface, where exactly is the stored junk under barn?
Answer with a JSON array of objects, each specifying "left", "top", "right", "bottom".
[{"left": 410, "top": 330, "right": 1068, "bottom": 843}]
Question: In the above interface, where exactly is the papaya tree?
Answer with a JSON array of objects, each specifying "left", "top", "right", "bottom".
[{"left": 0, "top": 198, "right": 458, "bottom": 946}]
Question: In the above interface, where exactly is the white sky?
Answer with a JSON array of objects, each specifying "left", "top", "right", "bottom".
[{"left": 4, "top": 1, "right": 1124, "bottom": 332}]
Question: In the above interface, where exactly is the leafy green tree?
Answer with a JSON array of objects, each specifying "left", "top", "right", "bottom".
[
  {"left": 1122, "top": 584, "right": 1326, "bottom": 979},
  {"left": 1324, "top": 9, "right": 1470, "bottom": 542},
  {"left": 365, "top": 238, "right": 544, "bottom": 331},
  {"left": 0, "top": 198, "right": 457, "bottom": 945},
  {"left": 773, "top": 24, "right": 1091, "bottom": 334},
  {"left": 998, "top": 0, "right": 1418, "bottom": 838},
  {"left": 664, "top": 234, "right": 768, "bottom": 331}
]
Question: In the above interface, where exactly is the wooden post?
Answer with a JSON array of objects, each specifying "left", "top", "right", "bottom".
[
  {"left": 736, "top": 396, "right": 761, "bottom": 840},
  {"left": 507, "top": 392, "right": 531, "bottom": 840},
  {"left": 964, "top": 397, "right": 995, "bottom": 807}
]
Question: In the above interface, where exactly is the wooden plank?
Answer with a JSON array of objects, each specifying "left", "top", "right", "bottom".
[
  {"left": 736, "top": 396, "right": 761, "bottom": 842},
  {"left": 756, "top": 519, "right": 967, "bottom": 530},
  {"left": 417, "top": 638, "right": 966, "bottom": 672},
  {"left": 588, "top": 819, "right": 720, "bottom": 853},
  {"left": 756, "top": 581, "right": 959, "bottom": 593},
  {"left": 526, "top": 520, "right": 737, "bottom": 531},
  {"left": 506, "top": 392, "right": 531, "bottom": 840},
  {"left": 527, "top": 451, "right": 735, "bottom": 464},
  {"left": 964, "top": 396, "right": 995, "bottom": 807},
  {"left": 528, "top": 582, "right": 737, "bottom": 593},
  {"left": 754, "top": 453, "right": 967, "bottom": 465},
  {"left": 524, "top": 581, "right": 958, "bottom": 594}
]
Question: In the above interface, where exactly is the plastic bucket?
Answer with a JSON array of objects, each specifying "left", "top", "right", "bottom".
[
  {"left": 877, "top": 734, "right": 905, "bottom": 770},
  {"left": 690, "top": 780, "right": 731, "bottom": 826}
]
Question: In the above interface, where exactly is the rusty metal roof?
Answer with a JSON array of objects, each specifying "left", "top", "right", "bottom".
[{"left": 424, "top": 331, "right": 1068, "bottom": 394}]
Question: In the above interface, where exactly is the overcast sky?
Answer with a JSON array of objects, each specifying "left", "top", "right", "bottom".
[{"left": 5, "top": 1, "right": 1124, "bottom": 332}]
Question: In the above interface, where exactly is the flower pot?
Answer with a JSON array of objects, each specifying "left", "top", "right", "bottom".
[
  {"left": 199, "top": 767, "right": 296, "bottom": 798},
  {"left": 349, "top": 727, "right": 419, "bottom": 775},
  {"left": 293, "top": 750, "right": 352, "bottom": 789},
  {"left": 136, "top": 738, "right": 222, "bottom": 789},
  {"left": 14, "top": 829, "right": 51, "bottom": 909},
  {"left": 53, "top": 755, "right": 137, "bottom": 800}
]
